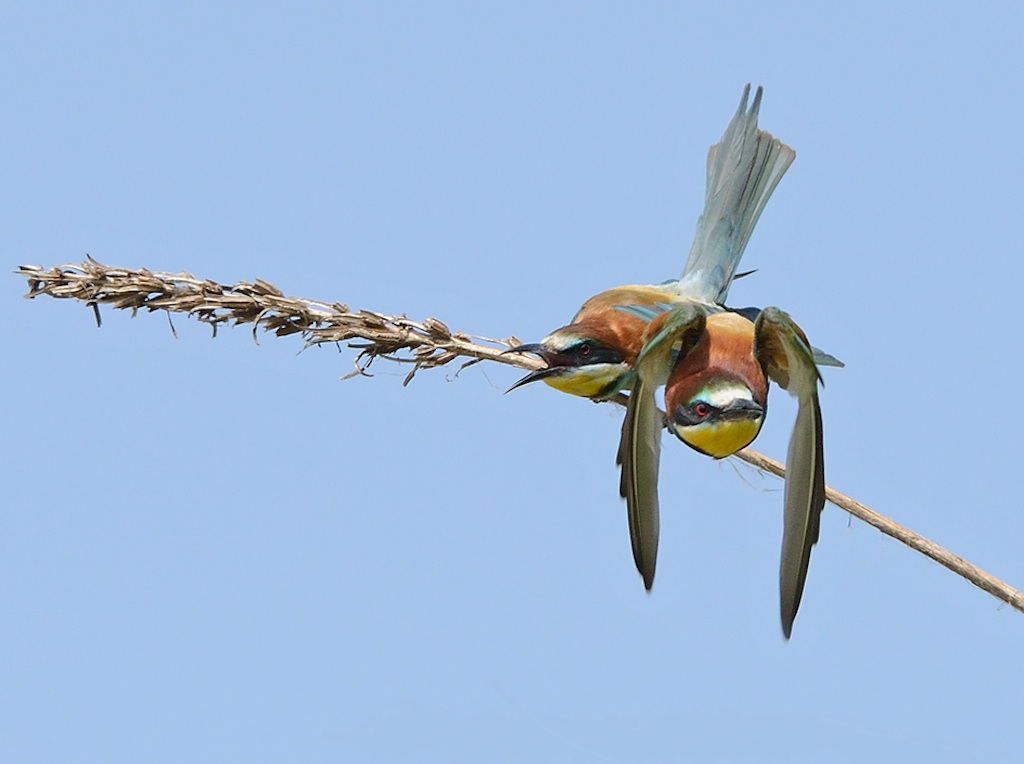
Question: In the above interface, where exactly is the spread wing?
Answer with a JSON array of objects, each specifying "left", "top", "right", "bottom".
[
  {"left": 753, "top": 307, "right": 826, "bottom": 638},
  {"left": 616, "top": 303, "right": 707, "bottom": 589}
]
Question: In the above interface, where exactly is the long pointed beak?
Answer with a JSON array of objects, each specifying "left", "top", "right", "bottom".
[
  {"left": 504, "top": 343, "right": 566, "bottom": 393},
  {"left": 503, "top": 343, "right": 548, "bottom": 356},
  {"left": 720, "top": 398, "right": 765, "bottom": 420},
  {"left": 505, "top": 365, "right": 567, "bottom": 393}
]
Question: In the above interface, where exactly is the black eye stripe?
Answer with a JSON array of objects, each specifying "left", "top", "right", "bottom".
[
  {"left": 566, "top": 341, "right": 622, "bottom": 365},
  {"left": 674, "top": 401, "right": 719, "bottom": 427}
]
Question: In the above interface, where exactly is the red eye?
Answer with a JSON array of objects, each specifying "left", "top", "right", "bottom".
[
  {"left": 578, "top": 343, "right": 592, "bottom": 357},
  {"left": 694, "top": 402, "right": 711, "bottom": 418}
]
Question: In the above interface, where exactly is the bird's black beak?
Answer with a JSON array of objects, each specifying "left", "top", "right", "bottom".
[
  {"left": 720, "top": 398, "right": 765, "bottom": 420},
  {"left": 503, "top": 344, "right": 567, "bottom": 393},
  {"left": 504, "top": 343, "right": 547, "bottom": 356},
  {"left": 505, "top": 365, "right": 568, "bottom": 393}
]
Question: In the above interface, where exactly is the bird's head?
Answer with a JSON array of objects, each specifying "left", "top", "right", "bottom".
[
  {"left": 506, "top": 325, "right": 632, "bottom": 400},
  {"left": 665, "top": 372, "right": 766, "bottom": 458}
]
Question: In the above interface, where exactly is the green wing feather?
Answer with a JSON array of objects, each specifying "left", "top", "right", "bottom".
[
  {"left": 753, "top": 307, "right": 825, "bottom": 638},
  {"left": 617, "top": 373, "right": 663, "bottom": 590},
  {"left": 616, "top": 303, "right": 707, "bottom": 590}
]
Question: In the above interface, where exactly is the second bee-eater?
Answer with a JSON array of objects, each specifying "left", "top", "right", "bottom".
[{"left": 619, "top": 301, "right": 825, "bottom": 637}]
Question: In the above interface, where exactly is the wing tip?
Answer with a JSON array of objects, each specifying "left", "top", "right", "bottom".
[
  {"left": 643, "top": 563, "right": 656, "bottom": 591},
  {"left": 780, "top": 582, "right": 805, "bottom": 640},
  {"left": 631, "top": 540, "right": 657, "bottom": 592},
  {"left": 780, "top": 612, "right": 795, "bottom": 640}
]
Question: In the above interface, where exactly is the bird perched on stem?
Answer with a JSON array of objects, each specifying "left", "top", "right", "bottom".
[{"left": 509, "top": 84, "right": 836, "bottom": 637}]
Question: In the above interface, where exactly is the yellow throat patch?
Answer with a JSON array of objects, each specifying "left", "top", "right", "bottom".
[
  {"left": 676, "top": 417, "right": 762, "bottom": 459},
  {"left": 542, "top": 365, "right": 623, "bottom": 399}
]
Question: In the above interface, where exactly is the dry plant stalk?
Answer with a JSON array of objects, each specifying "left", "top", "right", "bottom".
[
  {"left": 17, "top": 256, "right": 542, "bottom": 386},
  {"left": 17, "top": 257, "right": 1024, "bottom": 616}
]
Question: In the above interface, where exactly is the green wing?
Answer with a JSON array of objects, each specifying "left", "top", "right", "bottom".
[
  {"left": 616, "top": 303, "right": 707, "bottom": 590},
  {"left": 617, "top": 371, "right": 664, "bottom": 590},
  {"left": 753, "top": 307, "right": 826, "bottom": 638}
]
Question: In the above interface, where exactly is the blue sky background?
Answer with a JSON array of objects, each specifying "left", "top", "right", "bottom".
[{"left": 5, "top": 3, "right": 1024, "bottom": 762}]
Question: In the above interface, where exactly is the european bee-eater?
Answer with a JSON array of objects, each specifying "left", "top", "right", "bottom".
[
  {"left": 620, "top": 301, "right": 824, "bottom": 638},
  {"left": 509, "top": 84, "right": 834, "bottom": 637}
]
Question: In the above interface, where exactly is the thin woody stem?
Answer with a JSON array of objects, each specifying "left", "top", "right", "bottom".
[{"left": 735, "top": 448, "right": 1024, "bottom": 614}]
